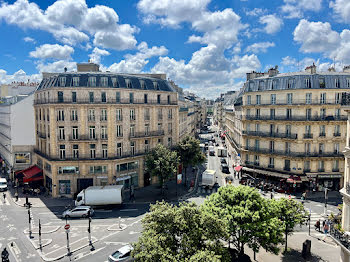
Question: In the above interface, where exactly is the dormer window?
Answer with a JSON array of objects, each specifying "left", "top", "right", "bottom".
[
  {"left": 258, "top": 81, "right": 264, "bottom": 91},
  {"left": 112, "top": 78, "right": 119, "bottom": 88},
  {"left": 319, "top": 78, "right": 325, "bottom": 88},
  {"left": 59, "top": 77, "right": 66, "bottom": 87},
  {"left": 100, "top": 77, "right": 108, "bottom": 87},
  {"left": 249, "top": 81, "right": 254, "bottom": 91},
  {"left": 73, "top": 77, "right": 79, "bottom": 87},
  {"left": 153, "top": 82, "right": 159, "bottom": 90},
  {"left": 140, "top": 80, "right": 145, "bottom": 89},
  {"left": 335, "top": 78, "right": 340, "bottom": 88},
  {"left": 305, "top": 78, "right": 311, "bottom": 88},
  {"left": 88, "top": 77, "right": 96, "bottom": 87},
  {"left": 287, "top": 78, "right": 294, "bottom": 89},
  {"left": 126, "top": 80, "right": 132, "bottom": 89}
]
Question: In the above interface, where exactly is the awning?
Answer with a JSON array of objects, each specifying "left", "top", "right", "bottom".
[
  {"left": 243, "top": 167, "right": 290, "bottom": 179},
  {"left": 286, "top": 175, "right": 302, "bottom": 184},
  {"left": 16, "top": 165, "right": 43, "bottom": 183},
  {"left": 234, "top": 165, "right": 243, "bottom": 172}
]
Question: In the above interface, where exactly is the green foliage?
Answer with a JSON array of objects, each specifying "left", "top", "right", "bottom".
[
  {"left": 203, "top": 185, "right": 284, "bottom": 255},
  {"left": 175, "top": 136, "right": 206, "bottom": 170},
  {"left": 132, "top": 201, "right": 230, "bottom": 262},
  {"left": 144, "top": 144, "right": 179, "bottom": 187}
]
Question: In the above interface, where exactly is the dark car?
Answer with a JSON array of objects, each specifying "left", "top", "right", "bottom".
[
  {"left": 220, "top": 158, "right": 227, "bottom": 164},
  {"left": 221, "top": 163, "right": 230, "bottom": 174}
]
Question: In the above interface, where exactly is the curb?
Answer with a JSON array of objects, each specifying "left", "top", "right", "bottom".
[
  {"left": 24, "top": 226, "right": 61, "bottom": 234},
  {"left": 107, "top": 224, "right": 127, "bottom": 231},
  {"left": 30, "top": 238, "right": 53, "bottom": 249}
]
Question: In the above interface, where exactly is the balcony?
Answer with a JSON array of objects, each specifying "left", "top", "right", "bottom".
[
  {"left": 329, "top": 224, "right": 350, "bottom": 254},
  {"left": 243, "top": 130, "right": 297, "bottom": 139},
  {"left": 245, "top": 98, "right": 342, "bottom": 106},
  {"left": 319, "top": 133, "right": 326, "bottom": 137},
  {"left": 68, "top": 135, "right": 98, "bottom": 141},
  {"left": 284, "top": 167, "right": 291, "bottom": 171},
  {"left": 37, "top": 132, "right": 46, "bottom": 139},
  {"left": 34, "top": 148, "right": 146, "bottom": 161},
  {"left": 318, "top": 168, "right": 325, "bottom": 172},
  {"left": 268, "top": 164, "right": 275, "bottom": 169},
  {"left": 245, "top": 115, "right": 347, "bottom": 121},
  {"left": 100, "top": 117, "right": 107, "bottom": 121},
  {"left": 304, "top": 168, "right": 311, "bottom": 172},
  {"left": 332, "top": 168, "right": 340, "bottom": 172},
  {"left": 303, "top": 133, "right": 313, "bottom": 139},
  {"left": 100, "top": 135, "right": 108, "bottom": 140},
  {"left": 34, "top": 98, "right": 178, "bottom": 106},
  {"left": 334, "top": 132, "right": 341, "bottom": 137},
  {"left": 129, "top": 130, "right": 165, "bottom": 139}
]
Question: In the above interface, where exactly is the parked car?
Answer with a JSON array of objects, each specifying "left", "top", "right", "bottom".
[
  {"left": 108, "top": 245, "right": 134, "bottom": 262},
  {"left": 62, "top": 206, "right": 94, "bottom": 218},
  {"left": 0, "top": 178, "right": 8, "bottom": 191},
  {"left": 221, "top": 163, "right": 230, "bottom": 174},
  {"left": 220, "top": 158, "right": 227, "bottom": 164}
]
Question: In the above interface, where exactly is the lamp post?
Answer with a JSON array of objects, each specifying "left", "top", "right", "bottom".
[
  {"left": 324, "top": 188, "right": 328, "bottom": 217},
  {"left": 27, "top": 203, "right": 33, "bottom": 239},
  {"left": 87, "top": 211, "right": 95, "bottom": 251},
  {"left": 39, "top": 219, "right": 42, "bottom": 251}
]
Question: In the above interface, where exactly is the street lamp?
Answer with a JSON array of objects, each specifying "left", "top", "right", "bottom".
[{"left": 87, "top": 211, "right": 95, "bottom": 251}]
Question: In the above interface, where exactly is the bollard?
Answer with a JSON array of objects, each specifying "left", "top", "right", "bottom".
[{"left": 119, "top": 216, "right": 121, "bottom": 229}]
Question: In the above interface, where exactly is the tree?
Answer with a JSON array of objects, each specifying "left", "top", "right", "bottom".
[
  {"left": 203, "top": 185, "right": 284, "bottom": 257},
  {"left": 144, "top": 144, "right": 179, "bottom": 194},
  {"left": 175, "top": 136, "right": 206, "bottom": 185},
  {"left": 272, "top": 198, "right": 308, "bottom": 252},
  {"left": 132, "top": 201, "right": 230, "bottom": 262}
]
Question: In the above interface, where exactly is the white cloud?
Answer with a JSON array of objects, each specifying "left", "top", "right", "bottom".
[
  {"left": 259, "top": 15, "right": 283, "bottom": 34},
  {"left": 29, "top": 44, "right": 74, "bottom": 60},
  {"left": 0, "top": 0, "right": 138, "bottom": 50},
  {"left": 107, "top": 42, "right": 168, "bottom": 73},
  {"left": 245, "top": 42, "right": 275, "bottom": 54},
  {"left": 88, "top": 47, "right": 110, "bottom": 64},
  {"left": 23, "top": 36, "right": 35, "bottom": 43},
  {"left": 280, "top": 56, "right": 344, "bottom": 72},
  {"left": 36, "top": 60, "right": 77, "bottom": 73},
  {"left": 245, "top": 8, "right": 267, "bottom": 17},
  {"left": 330, "top": 0, "right": 350, "bottom": 24},
  {"left": 0, "top": 68, "right": 41, "bottom": 84},
  {"left": 281, "top": 0, "right": 322, "bottom": 19},
  {"left": 293, "top": 19, "right": 350, "bottom": 63},
  {"left": 281, "top": 56, "right": 298, "bottom": 66}
]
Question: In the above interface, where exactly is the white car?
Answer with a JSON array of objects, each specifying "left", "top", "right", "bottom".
[
  {"left": 62, "top": 206, "right": 94, "bottom": 218},
  {"left": 108, "top": 245, "right": 134, "bottom": 262},
  {"left": 0, "top": 178, "right": 7, "bottom": 191}
]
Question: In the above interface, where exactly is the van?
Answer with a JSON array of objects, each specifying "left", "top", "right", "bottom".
[
  {"left": 0, "top": 178, "right": 8, "bottom": 191},
  {"left": 209, "top": 146, "right": 215, "bottom": 156}
]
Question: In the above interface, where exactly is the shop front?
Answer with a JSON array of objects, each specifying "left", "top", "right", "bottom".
[{"left": 307, "top": 173, "right": 342, "bottom": 191}]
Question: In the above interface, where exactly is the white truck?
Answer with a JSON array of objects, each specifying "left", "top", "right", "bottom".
[
  {"left": 201, "top": 170, "right": 217, "bottom": 189},
  {"left": 217, "top": 147, "right": 227, "bottom": 157},
  {"left": 75, "top": 185, "right": 124, "bottom": 206}
]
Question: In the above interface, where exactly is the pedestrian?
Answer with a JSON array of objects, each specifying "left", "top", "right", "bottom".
[
  {"left": 14, "top": 192, "right": 18, "bottom": 202},
  {"left": 2, "top": 192, "right": 5, "bottom": 203},
  {"left": 322, "top": 220, "right": 326, "bottom": 231},
  {"left": 130, "top": 185, "right": 135, "bottom": 202},
  {"left": 1, "top": 247, "right": 9, "bottom": 262},
  {"left": 315, "top": 219, "right": 320, "bottom": 232},
  {"left": 270, "top": 192, "right": 273, "bottom": 199},
  {"left": 324, "top": 223, "right": 329, "bottom": 234}
]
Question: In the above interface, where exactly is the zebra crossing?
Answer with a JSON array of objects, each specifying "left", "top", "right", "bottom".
[{"left": 0, "top": 198, "right": 10, "bottom": 206}]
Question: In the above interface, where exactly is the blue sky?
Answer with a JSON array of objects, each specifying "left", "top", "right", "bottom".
[{"left": 0, "top": 0, "right": 349, "bottom": 98}]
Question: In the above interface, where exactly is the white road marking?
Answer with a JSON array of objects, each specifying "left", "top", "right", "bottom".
[
  {"left": 74, "top": 247, "right": 105, "bottom": 261},
  {"left": 129, "top": 231, "right": 140, "bottom": 235},
  {"left": 120, "top": 209, "right": 138, "bottom": 212},
  {"left": 104, "top": 241, "right": 128, "bottom": 245},
  {"left": 94, "top": 210, "right": 112, "bottom": 213}
]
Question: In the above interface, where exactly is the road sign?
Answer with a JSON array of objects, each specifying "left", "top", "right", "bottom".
[{"left": 64, "top": 224, "right": 70, "bottom": 230}]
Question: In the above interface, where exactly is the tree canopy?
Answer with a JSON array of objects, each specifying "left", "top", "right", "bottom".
[
  {"left": 132, "top": 201, "right": 230, "bottom": 262},
  {"left": 203, "top": 185, "right": 285, "bottom": 256},
  {"left": 144, "top": 144, "right": 179, "bottom": 189}
]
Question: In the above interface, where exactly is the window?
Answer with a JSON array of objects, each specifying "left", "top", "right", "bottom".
[
  {"left": 157, "top": 94, "right": 161, "bottom": 104},
  {"left": 145, "top": 140, "right": 150, "bottom": 153},
  {"left": 286, "top": 125, "right": 291, "bottom": 136},
  {"left": 88, "top": 109, "right": 95, "bottom": 121},
  {"left": 271, "top": 94, "right": 276, "bottom": 105},
  {"left": 88, "top": 77, "right": 96, "bottom": 87},
  {"left": 59, "top": 145, "right": 66, "bottom": 159},
  {"left": 168, "top": 109, "right": 173, "bottom": 119},
  {"left": 320, "top": 93, "right": 326, "bottom": 104},
  {"left": 112, "top": 78, "right": 119, "bottom": 88},
  {"left": 335, "top": 78, "right": 340, "bottom": 88},
  {"left": 73, "top": 77, "right": 79, "bottom": 87},
  {"left": 254, "top": 139, "right": 260, "bottom": 150},
  {"left": 285, "top": 142, "right": 291, "bottom": 154},
  {"left": 130, "top": 141, "right": 136, "bottom": 155},
  {"left": 116, "top": 125, "right": 123, "bottom": 137},
  {"left": 101, "top": 92, "right": 107, "bottom": 103},
  {"left": 319, "top": 125, "right": 325, "bottom": 137},
  {"left": 58, "top": 91, "right": 64, "bottom": 103},
  {"left": 116, "top": 109, "right": 122, "bottom": 121},
  {"left": 101, "top": 109, "right": 107, "bottom": 121},
  {"left": 270, "top": 109, "right": 275, "bottom": 119},
  {"left": 269, "top": 124, "right": 274, "bottom": 134},
  {"left": 89, "top": 92, "right": 94, "bottom": 103},
  {"left": 158, "top": 108, "right": 162, "bottom": 120},
  {"left": 129, "top": 93, "right": 134, "bottom": 103},
  {"left": 72, "top": 126, "right": 78, "bottom": 140},
  {"left": 333, "top": 160, "right": 339, "bottom": 171},
  {"left": 154, "top": 82, "right": 159, "bottom": 90},
  {"left": 284, "top": 159, "right": 290, "bottom": 171},
  {"left": 287, "top": 79, "right": 294, "bottom": 89},
  {"left": 334, "top": 125, "right": 340, "bottom": 136},
  {"left": 256, "top": 108, "right": 260, "bottom": 119},
  {"left": 319, "top": 77, "right": 325, "bottom": 88},
  {"left": 101, "top": 77, "right": 108, "bottom": 87},
  {"left": 347, "top": 78, "right": 350, "bottom": 88},
  {"left": 127, "top": 80, "right": 132, "bottom": 89},
  {"left": 101, "top": 126, "right": 107, "bottom": 139},
  {"left": 116, "top": 92, "right": 121, "bottom": 103},
  {"left": 57, "top": 109, "right": 65, "bottom": 121},
  {"left": 144, "top": 108, "right": 150, "bottom": 121},
  {"left": 246, "top": 138, "right": 250, "bottom": 148},
  {"left": 130, "top": 125, "right": 135, "bottom": 137},
  {"left": 59, "top": 180, "right": 71, "bottom": 195},
  {"left": 89, "top": 166, "right": 107, "bottom": 174},
  {"left": 247, "top": 95, "right": 251, "bottom": 105},
  {"left": 168, "top": 123, "right": 172, "bottom": 134},
  {"left": 287, "top": 93, "right": 293, "bottom": 104},
  {"left": 145, "top": 124, "right": 150, "bottom": 135},
  {"left": 335, "top": 108, "right": 341, "bottom": 119},
  {"left": 140, "top": 80, "right": 145, "bottom": 89},
  {"left": 258, "top": 81, "right": 265, "bottom": 90},
  {"left": 319, "top": 143, "right": 324, "bottom": 154},
  {"left": 269, "top": 157, "right": 274, "bottom": 168},
  {"left": 320, "top": 108, "right": 326, "bottom": 119},
  {"left": 269, "top": 141, "right": 275, "bottom": 152},
  {"left": 304, "top": 161, "right": 310, "bottom": 171},
  {"left": 306, "top": 93, "right": 312, "bottom": 104},
  {"left": 71, "top": 109, "right": 78, "bottom": 121},
  {"left": 246, "top": 109, "right": 250, "bottom": 117},
  {"left": 72, "top": 91, "right": 76, "bottom": 103},
  {"left": 58, "top": 166, "right": 79, "bottom": 174},
  {"left": 130, "top": 109, "right": 136, "bottom": 121},
  {"left": 14, "top": 153, "right": 31, "bottom": 164},
  {"left": 168, "top": 137, "right": 172, "bottom": 147},
  {"left": 144, "top": 94, "right": 148, "bottom": 104},
  {"left": 305, "top": 143, "right": 311, "bottom": 154},
  {"left": 256, "top": 95, "right": 261, "bottom": 105},
  {"left": 318, "top": 160, "right": 325, "bottom": 171},
  {"left": 73, "top": 144, "right": 79, "bottom": 158},
  {"left": 167, "top": 95, "right": 171, "bottom": 104},
  {"left": 254, "top": 155, "right": 259, "bottom": 166},
  {"left": 286, "top": 109, "right": 292, "bottom": 119},
  {"left": 59, "top": 77, "right": 66, "bottom": 87},
  {"left": 255, "top": 123, "right": 260, "bottom": 132},
  {"left": 246, "top": 123, "right": 251, "bottom": 132},
  {"left": 158, "top": 138, "right": 162, "bottom": 144},
  {"left": 305, "top": 78, "right": 311, "bottom": 88},
  {"left": 116, "top": 143, "right": 122, "bottom": 157},
  {"left": 334, "top": 143, "right": 339, "bottom": 154},
  {"left": 335, "top": 93, "right": 341, "bottom": 104},
  {"left": 102, "top": 144, "right": 108, "bottom": 158},
  {"left": 305, "top": 125, "right": 311, "bottom": 135},
  {"left": 158, "top": 123, "right": 162, "bottom": 132},
  {"left": 90, "top": 144, "right": 96, "bottom": 159},
  {"left": 89, "top": 126, "right": 96, "bottom": 139}
]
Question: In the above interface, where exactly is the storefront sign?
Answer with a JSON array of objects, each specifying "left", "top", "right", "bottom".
[{"left": 116, "top": 175, "right": 131, "bottom": 182}]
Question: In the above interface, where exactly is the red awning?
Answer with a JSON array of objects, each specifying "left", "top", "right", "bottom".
[
  {"left": 286, "top": 175, "right": 302, "bottom": 184},
  {"left": 234, "top": 165, "right": 243, "bottom": 172},
  {"left": 16, "top": 166, "right": 43, "bottom": 183}
]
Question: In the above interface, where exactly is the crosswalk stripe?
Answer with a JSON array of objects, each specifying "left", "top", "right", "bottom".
[{"left": 0, "top": 199, "right": 10, "bottom": 205}]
